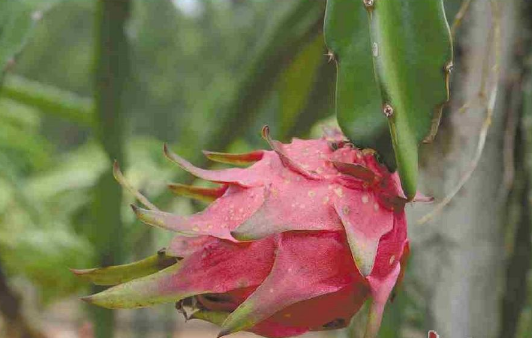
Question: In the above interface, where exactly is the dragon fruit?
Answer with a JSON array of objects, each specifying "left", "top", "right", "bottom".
[{"left": 74, "top": 127, "right": 418, "bottom": 338}]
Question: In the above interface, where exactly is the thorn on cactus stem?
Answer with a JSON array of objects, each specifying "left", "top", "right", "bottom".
[
  {"left": 445, "top": 61, "right": 454, "bottom": 74},
  {"left": 383, "top": 104, "right": 394, "bottom": 117},
  {"left": 363, "top": 0, "right": 374, "bottom": 9},
  {"left": 372, "top": 42, "right": 379, "bottom": 57},
  {"left": 325, "top": 50, "right": 336, "bottom": 62}
]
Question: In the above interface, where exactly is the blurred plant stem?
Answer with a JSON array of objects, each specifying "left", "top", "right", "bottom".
[
  {"left": 499, "top": 19, "right": 532, "bottom": 334},
  {"left": 91, "top": 0, "right": 131, "bottom": 337},
  {"left": 0, "top": 264, "right": 46, "bottom": 338},
  {"left": 499, "top": 80, "right": 532, "bottom": 338}
]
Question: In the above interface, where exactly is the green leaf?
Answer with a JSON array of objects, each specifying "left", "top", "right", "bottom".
[
  {"left": 324, "top": 0, "right": 390, "bottom": 155},
  {"left": 1, "top": 75, "right": 94, "bottom": 126},
  {"left": 366, "top": 0, "right": 453, "bottom": 199},
  {"left": 0, "top": 1, "right": 34, "bottom": 77},
  {"left": 0, "top": 0, "right": 60, "bottom": 81}
]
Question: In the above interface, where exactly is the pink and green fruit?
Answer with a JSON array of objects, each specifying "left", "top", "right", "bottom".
[{"left": 74, "top": 127, "right": 419, "bottom": 338}]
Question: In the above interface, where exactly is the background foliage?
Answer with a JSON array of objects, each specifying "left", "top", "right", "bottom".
[{"left": 0, "top": 0, "right": 530, "bottom": 338}]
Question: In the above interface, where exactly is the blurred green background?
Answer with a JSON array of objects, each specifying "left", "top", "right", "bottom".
[{"left": 0, "top": 1, "right": 530, "bottom": 338}]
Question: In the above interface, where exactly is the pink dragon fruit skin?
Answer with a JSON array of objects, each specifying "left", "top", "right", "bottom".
[{"left": 76, "top": 127, "right": 414, "bottom": 338}]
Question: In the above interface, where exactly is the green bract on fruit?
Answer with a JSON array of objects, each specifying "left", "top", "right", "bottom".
[{"left": 74, "top": 127, "right": 427, "bottom": 338}]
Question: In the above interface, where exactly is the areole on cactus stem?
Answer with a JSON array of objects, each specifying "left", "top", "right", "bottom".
[{"left": 74, "top": 126, "right": 430, "bottom": 338}]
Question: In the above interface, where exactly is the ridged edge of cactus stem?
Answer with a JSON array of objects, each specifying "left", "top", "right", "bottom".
[{"left": 363, "top": 0, "right": 453, "bottom": 200}]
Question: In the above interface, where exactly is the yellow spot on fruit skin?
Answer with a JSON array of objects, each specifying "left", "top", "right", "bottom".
[
  {"left": 342, "top": 206, "right": 350, "bottom": 215},
  {"left": 284, "top": 313, "right": 292, "bottom": 318},
  {"left": 334, "top": 188, "right": 344, "bottom": 198},
  {"left": 323, "top": 196, "right": 330, "bottom": 205},
  {"left": 192, "top": 226, "right": 200, "bottom": 232},
  {"left": 374, "top": 203, "right": 379, "bottom": 211},
  {"left": 308, "top": 190, "right": 316, "bottom": 198},
  {"left": 362, "top": 194, "right": 369, "bottom": 204},
  {"left": 389, "top": 255, "right": 396, "bottom": 265}
]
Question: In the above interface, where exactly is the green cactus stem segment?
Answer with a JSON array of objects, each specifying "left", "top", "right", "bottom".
[{"left": 365, "top": 0, "right": 453, "bottom": 199}]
